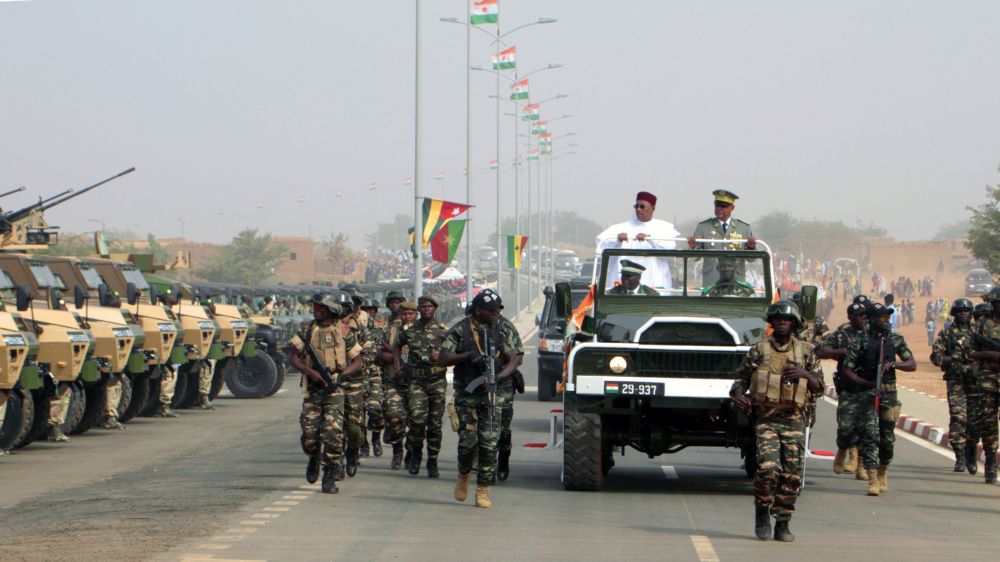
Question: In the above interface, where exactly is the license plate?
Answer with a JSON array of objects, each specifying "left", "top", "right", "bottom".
[{"left": 604, "top": 381, "right": 663, "bottom": 397}]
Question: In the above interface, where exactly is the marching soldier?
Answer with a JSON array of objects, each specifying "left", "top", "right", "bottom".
[
  {"left": 361, "top": 298, "right": 385, "bottom": 457},
  {"left": 340, "top": 292, "right": 370, "bottom": 478},
  {"left": 438, "top": 290, "right": 521, "bottom": 509},
  {"left": 496, "top": 302, "right": 525, "bottom": 482},
  {"left": 842, "top": 302, "right": 916, "bottom": 494},
  {"left": 730, "top": 301, "right": 824, "bottom": 542},
  {"left": 288, "top": 294, "right": 363, "bottom": 494},
  {"left": 816, "top": 302, "right": 868, "bottom": 477},
  {"left": 971, "top": 287, "right": 1000, "bottom": 484},
  {"left": 931, "top": 298, "right": 980, "bottom": 474},
  {"left": 383, "top": 301, "right": 417, "bottom": 470},
  {"left": 394, "top": 296, "right": 449, "bottom": 478}
]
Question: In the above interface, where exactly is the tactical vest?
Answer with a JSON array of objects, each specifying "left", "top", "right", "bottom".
[
  {"left": 453, "top": 318, "right": 506, "bottom": 387},
  {"left": 749, "top": 339, "right": 811, "bottom": 408},
  {"left": 309, "top": 323, "right": 347, "bottom": 373},
  {"left": 857, "top": 331, "right": 895, "bottom": 384}
]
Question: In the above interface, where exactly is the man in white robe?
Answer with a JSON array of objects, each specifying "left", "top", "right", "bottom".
[{"left": 595, "top": 191, "right": 679, "bottom": 290}]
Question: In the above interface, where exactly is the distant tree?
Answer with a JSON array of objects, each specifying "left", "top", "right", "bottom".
[
  {"left": 966, "top": 183, "right": 1000, "bottom": 274},
  {"left": 317, "top": 233, "right": 360, "bottom": 277},
  {"left": 365, "top": 214, "right": 415, "bottom": 253},
  {"left": 933, "top": 219, "right": 970, "bottom": 241},
  {"left": 195, "top": 229, "right": 286, "bottom": 284},
  {"left": 852, "top": 220, "right": 888, "bottom": 237}
]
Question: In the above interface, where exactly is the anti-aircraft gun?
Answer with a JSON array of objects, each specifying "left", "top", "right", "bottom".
[{"left": 0, "top": 167, "right": 135, "bottom": 251}]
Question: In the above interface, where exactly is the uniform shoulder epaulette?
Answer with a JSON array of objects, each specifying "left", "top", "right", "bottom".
[
  {"left": 734, "top": 218, "right": 751, "bottom": 226},
  {"left": 698, "top": 217, "right": 715, "bottom": 224}
]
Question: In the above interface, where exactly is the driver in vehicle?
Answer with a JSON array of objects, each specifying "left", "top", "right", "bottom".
[
  {"left": 606, "top": 260, "right": 659, "bottom": 296},
  {"left": 702, "top": 257, "right": 755, "bottom": 297}
]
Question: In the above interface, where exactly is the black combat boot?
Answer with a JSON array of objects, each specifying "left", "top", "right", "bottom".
[
  {"left": 404, "top": 449, "right": 412, "bottom": 472},
  {"left": 754, "top": 506, "right": 771, "bottom": 541},
  {"left": 426, "top": 457, "right": 439, "bottom": 479},
  {"left": 773, "top": 520, "right": 794, "bottom": 542},
  {"left": 953, "top": 445, "right": 967, "bottom": 473},
  {"left": 336, "top": 463, "right": 346, "bottom": 481},
  {"left": 321, "top": 467, "right": 339, "bottom": 494},
  {"left": 497, "top": 450, "right": 510, "bottom": 482},
  {"left": 371, "top": 431, "right": 383, "bottom": 457},
  {"left": 409, "top": 449, "right": 422, "bottom": 476},
  {"left": 984, "top": 450, "right": 997, "bottom": 484},
  {"left": 391, "top": 442, "right": 404, "bottom": 470},
  {"left": 966, "top": 441, "right": 979, "bottom": 475},
  {"left": 306, "top": 452, "right": 321, "bottom": 484},
  {"left": 346, "top": 447, "right": 359, "bottom": 477},
  {"left": 360, "top": 437, "right": 370, "bottom": 458}
]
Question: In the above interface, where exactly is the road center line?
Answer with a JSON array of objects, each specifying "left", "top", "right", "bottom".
[
  {"left": 272, "top": 501, "right": 299, "bottom": 506},
  {"left": 690, "top": 535, "right": 720, "bottom": 562},
  {"left": 240, "top": 520, "right": 268, "bottom": 525},
  {"left": 661, "top": 465, "right": 679, "bottom": 479}
]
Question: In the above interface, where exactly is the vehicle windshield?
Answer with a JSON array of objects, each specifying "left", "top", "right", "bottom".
[
  {"left": 546, "top": 290, "right": 589, "bottom": 329},
  {"left": 598, "top": 251, "right": 770, "bottom": 299},
  {"left": 78, "top": 264, "right": 106, "bottom": 289},
  {"left": 28, "top": 261, "right": 65, "bottom": 289},
  {"left": 0, "top": 269, "right": 14, "bottom": 290},
  {"left": 968, "top": 271, "right": 992, "bottom": 282},
  {"left": 117, "top": 264, "right": 150, "bottom": 289}
]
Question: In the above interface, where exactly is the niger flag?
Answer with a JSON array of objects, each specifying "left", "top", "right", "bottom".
[
  {"left": 421, "top": 198, "right": 471, "bottom": 250},
  {"left": 507, "top": 235, "right": 528, "bottom": 269},
  {"left": 430, "top": 220, "right": 466, "bottom": 265}
]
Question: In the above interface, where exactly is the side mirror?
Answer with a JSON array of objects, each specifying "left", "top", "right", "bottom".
[
  {"left": 543, "top": 285, "right": 554, "bottom": 297},
  {"left": 15, "top": 284, "right": 31, "bottom": 312},
  {"left": 98, "top": 283, "right": 111, "bottom": 307},
  {"left": 534, "top": 313, "right": 542, "bottom": 326},
  {"left": 148, "top": 284, "right": 159, "bottom": 305},
  {"left": 192, "top": 289, "right": 200, "bottom": 305},
  {"left": 554, "top": 282, "right": 573, "bottom": 317},
  {"left": 74, "top": 284, "right": 87, "bottom": 309},
  {"left": 800, "top": 285, "right": 818, "bottom": 321},
  {"left": 171, "top": 283, "right": 181, "bottom": 301},
  {"left": 126, "top": 282, "right": 140, "bottom": 306}
]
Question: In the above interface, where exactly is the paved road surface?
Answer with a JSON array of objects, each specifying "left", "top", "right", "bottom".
[{"left": 2, "top": 334, "right": 999, "bottom": 562}]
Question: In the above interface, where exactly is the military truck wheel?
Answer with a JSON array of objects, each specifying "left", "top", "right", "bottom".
[
  {"left": 17, "top": 389, "right": 50, "bottom": 448},
  {"left": 562, "top": 393, "right": 604, "bottom": 491},
  {"left": 140, "top": 371, "right": 162, "bottom": 417},
  {"left": 120, "top": 373, "right": 148, "bottom": 423},
  {"left": 0, "top": 389, "right": 27, "bottom": 450},
  {"left": 225, "top": 354, "right": 277, "bottom": 399},
  {"left": 170, "top": 365, "right": 190, "bottom": 409},
  {"left": 263, "top": 354, "right": 284, "bottom": 396},
  {"left": 537, "top": 371, "right": 556, "bottom": 402},
  {"left": 60, "top": 382, "right": 87, "bottom": 435},
  {"left": 209, "top": 359, "right": 227, "bottom": 400},
  {"left": 74, "top": 382, "right": 106, "bottom": 435},
  {"left": 115, "top": 375, "right": 133, "bottom": 421},
  {"left": 9, "top": 389, "right": 35, "bottom": 449},
  {"left": 175, "top": 363, "right": 201, "bottom": 409}
]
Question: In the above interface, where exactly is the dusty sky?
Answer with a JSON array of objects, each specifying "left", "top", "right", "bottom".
[{"left": 1, "top": 0, "right": 998, "bottom": 249}]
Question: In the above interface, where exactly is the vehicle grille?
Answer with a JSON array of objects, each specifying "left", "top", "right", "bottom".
[{"left": 576, "top": 348, "right": 745, "bottom": 378}]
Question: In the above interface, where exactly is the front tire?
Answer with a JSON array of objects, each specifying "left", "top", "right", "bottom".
[{"left": 562, "top": 393, "right": 604, "bottom": 491}]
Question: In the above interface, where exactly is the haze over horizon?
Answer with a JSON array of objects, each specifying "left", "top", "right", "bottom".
[{"left": 1, "top": 1, "right": 997, "bottom": 249}]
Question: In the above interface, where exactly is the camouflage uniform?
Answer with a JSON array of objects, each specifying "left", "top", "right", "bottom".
[
  {"left": 844, "top": 329, "right": 912, "bottom": 467},
  {"left": 932, "top": 324, "right": 980, "bottom": 460},
  {"left": 820, "top": 324, "right": 868, "bottom": 455},
  {"left": 442, "top": 316, "right": 519, "bottom": 486},
  {"left": 701, "top": 280, "right": 755, "bottom": 297},
  {"left": 397, "top": 319, "right": 449, "bottom": 465},
  {"left": 342, "top": 315, "right": 370, "bottom": 451},
  {"left": 365, "top": 315, "right": 385, "bottom": 433},
  {"left": 382, "top": 318, "right": 410, "bottom": 446},
  {"left": 731, "top": 336, "right": 823, "bottom": 522},
  {"left": 47, "top": 383, "right": 72, "bottom": 441},
  {"left": 298, "top": 321, "right": 356, "bottom": 471},
  {"left": 974, "top": 316, "right": 1000, "bottom": 477},
  {"left": 497, "top": 315, "right": 525, "bottom": 472}
]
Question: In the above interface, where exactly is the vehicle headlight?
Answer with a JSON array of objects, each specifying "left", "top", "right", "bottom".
[
  {"left": 539, "top": 338, "right": 564, "bottom": 353},
  {"left": 609, "top": 355, "right": 628, "bottom": 374}
]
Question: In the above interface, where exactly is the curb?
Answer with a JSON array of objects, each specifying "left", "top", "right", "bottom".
[{"left": 823, "top": 385, "right": 996, "bottom": 465}]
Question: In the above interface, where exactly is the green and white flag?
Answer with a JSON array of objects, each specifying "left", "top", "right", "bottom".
[
  {"left": 510, "top": 79, "right": 529, "bottom": 100},
  {"left": 520, "top": 102, "right": 539, "bottom": 121},
  {"left": 531, "top": 120, "right": 547, "bottom": 135},
  {"left": 492, "top": 46, "right": 516, "bottom": 70},
  {"left": 470, "top": 0, "right": 498, "bottom": 25}
]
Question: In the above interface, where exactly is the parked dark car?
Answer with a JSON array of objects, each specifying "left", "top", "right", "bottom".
[
  {"left": 536, "top": 278, "right": 591, "bottom": 401},
  {"left": 966, "top": 269, "right": 994, "bottom": 297}
]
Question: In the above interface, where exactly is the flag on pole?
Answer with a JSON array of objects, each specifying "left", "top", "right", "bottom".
[
  {"left": 368, "top": 182, "right": 377, "bottom": 191},
  {"left": 531, "top": 121, "right": 547, "bottom": 134},
  {"left": 434, "top": 171, "right": 445, "bottom": 180},
  {"left": 537, "top": 132, "right": 552, "bottom": 143},
  {"left": 430, "top": 219, "right": 466, "bottom": 264},
  {"left": 402, "top": 176, "right": 412, "bottom": 186},
  {"left": 528, "top": 147, "right": 540, "bottom": 161},
  {"left": 489, "top": 160, "right": 498, "bottom": 170},
  {"left": 407, "top": 227, "right": 417, "bottom": 258},
  {"left": 492, "top": 46, "right": 516, "bottom": 70},
  {"left": 421, "top": 198, "right": 472, "bottom": 251},
  {"left": 335, "top": 190, "right": 343, "bottom": 197},
  {"left": 521, "top": 103, "right": 540, "bottom": 120},
  {"left": 510, "top": 79, "right": 529, "bottom": 100},
  {"left": 507, "top": 235, "right": 528, "bottom": 269},
  {"left": 470, "top": 0, "right": 498, "bottom": 25}
]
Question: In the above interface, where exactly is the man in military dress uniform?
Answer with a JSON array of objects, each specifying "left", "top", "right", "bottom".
[
  {"left": 289, "top": 294, "right": 363, "bottom": 494},
  {"left": 971, "top": 287, "right": 1000, "bottom": 483},
  {"left": 605, "top": 260, "right": 660, "bottom": 296},
  {"left": 816, "top": 302, "right": 868, "bottom": 477},
  {"left": 438, "top": 290, "right": 521, "bottom": 508},
  {"left": 931, "top": 298, "right": 980, "bottom": 473},
  {"left": 730, "top": 301, "right": 824, "bottom": 542},
  {"left": 841, "top": 302, "right": 916, "bottom": 494},
  {"left": 702, "top": 257, "right": 755, "bottom": 297},
  {"left": 688, "top": 189, "right": 756, "bottom": 250},
  {"left": 395, "top": 296, "right": 449, "bottom": 478},
  {"left": 383, "top": 301, "right": 418, "bottom": 470}
]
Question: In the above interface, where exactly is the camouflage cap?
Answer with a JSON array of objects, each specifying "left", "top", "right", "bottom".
[{"left": 399, "top": 301, "right": 418, "bottom": 311}]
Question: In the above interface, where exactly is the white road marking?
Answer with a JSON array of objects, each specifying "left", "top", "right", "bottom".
[
  {"left": 251, "top": 513, "right": 280, "bottom": 519},
  {"left": 240, "top": 520, "right": 268, "bottom": 525},
  {"left": 277, "top": 388, "right": 288, "bottom": 395},
  {"left": 282, "top": 495, "right": 308, "bottom": 500},
  {"left": 232, "top": 528, "right": 258, "bottom": 534},
  {"left": 822, "top": 396, "right": 951, "bottom": 459},
  {"left": 661, "top": 465, "right": 679, "bottom": 479},
  {"left": 690, "top": 535, "right": 719, "bottom": 562},
  {"left": 211, "top": 536, "right": 244, "bottom": 542},
  {"left": 298, "top": 484, "right": 319, "bottom": 490},
  {"left": 198, "top": 544, "right": 231, "bottom": 550},
  {"left": 272, "top": 501, "right": 299, "bottom": 506},
  {"left": 262, "top": 507, "right": 289, "bottom": 512}
]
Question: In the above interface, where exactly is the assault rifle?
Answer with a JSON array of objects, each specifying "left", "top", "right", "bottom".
[
  {"left": 296, "top": 331, "right": 338, "bottom": 390},
  {"left": 875, "top": 336, "right": 885, "bottom": 410},
  {"left": 465, "top": 326, "right": 498, "bottom": 433},
  {"left": 974, "top": 333, "right": 1000, "bottom": 354}
]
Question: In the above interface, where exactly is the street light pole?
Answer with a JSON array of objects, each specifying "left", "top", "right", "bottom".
[
  {"left": 413, "top": 0, "right": 423, "bottom": 299},
  {"left": 464, "top": 4, "right": 473, "bottom": 302}
]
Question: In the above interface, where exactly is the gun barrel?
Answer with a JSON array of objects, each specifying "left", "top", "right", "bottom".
[
  {"left": 0, "top": 186, "right": 26, "bottom": 199},
  {"left": 40, "top": 167, "right": 135, "bottom": 211},
  {"left": 39, "top": 189, "right": 73, "bottom": 206}
]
